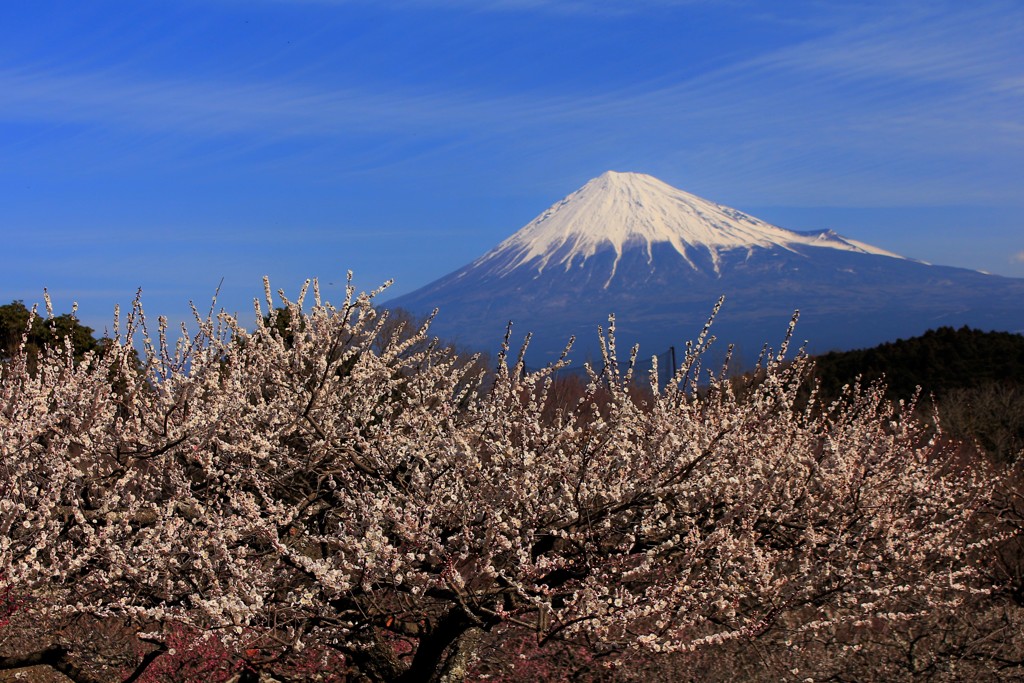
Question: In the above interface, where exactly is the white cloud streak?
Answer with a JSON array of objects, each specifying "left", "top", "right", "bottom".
[
  {"left": 1, "top": 2, "right": 1021, "bottom": 204},
  {"left": 255, "top": 0, "right": 719, "bottom": 14}
]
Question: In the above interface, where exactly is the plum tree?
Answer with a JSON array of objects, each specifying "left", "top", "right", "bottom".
[{"left": 0, "top": 277, "right": 1004, "bottom": 682}]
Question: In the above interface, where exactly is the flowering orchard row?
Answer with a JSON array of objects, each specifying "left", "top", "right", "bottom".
[{"left": 0, "top": 277, "right": 1007, "bottom": 681}]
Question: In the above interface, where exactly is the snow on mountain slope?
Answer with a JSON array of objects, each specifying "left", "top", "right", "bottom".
[
  {"left": 477, "top": 171, "right": 904, "bottom": 285},
  {"left": 387, "top": 171, "right": 1024, "bottom": 363}
]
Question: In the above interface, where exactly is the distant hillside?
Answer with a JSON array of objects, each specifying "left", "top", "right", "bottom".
[
  {"left": 811, "top": 326, "right": 1024, "bottom": 400},
  {"left": 811, "top": 326, "right": 1024, "bottom": 461}
]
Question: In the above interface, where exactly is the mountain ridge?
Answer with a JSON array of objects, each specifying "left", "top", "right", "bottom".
[
  {"left": 388, "top": 172, "right": 1024, "bottom": 364},
  {"left": 477, "top": 171, "right": 906, "bottom": 285}
]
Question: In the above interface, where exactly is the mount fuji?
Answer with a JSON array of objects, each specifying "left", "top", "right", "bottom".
[{"left": 388, "top": 171, "right": 1024, "bottom": 365}]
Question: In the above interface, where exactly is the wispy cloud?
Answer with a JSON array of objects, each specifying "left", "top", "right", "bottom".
[
  {"left": 1013, "top": 251, "right": 1024, "bottom": 264},
  {"left": 254, "top": 0, "right": 719, "bottom": 14},
  {"left": 1, "top": 2, "right": 1021, "bottom": 205},
  {"left": 0, "top": 66, "right": 485, "bottom": 136}
]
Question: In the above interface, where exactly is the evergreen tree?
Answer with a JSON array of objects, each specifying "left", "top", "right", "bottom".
[{"left": 0, "top": 300, "right": 101, "bottom": 370}]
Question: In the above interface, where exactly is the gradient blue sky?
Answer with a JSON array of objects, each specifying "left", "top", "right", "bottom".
[{"left": 2, "top": 0, "right": 1022, "bottom": 335}]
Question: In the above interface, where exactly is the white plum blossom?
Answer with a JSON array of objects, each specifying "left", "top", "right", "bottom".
[{"left": 0, "top": 275, "right": 1004, "bottom": 682}]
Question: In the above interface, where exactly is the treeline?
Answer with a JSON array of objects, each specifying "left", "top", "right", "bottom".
[
  {"left": 0, "top": 300, "right": 102, "bottom": 367},
  {"left": 810, "top": 326, "right": 1024, "bottom": 462},
  {"left": 811, "top": 325, "right": 1024, "bottom": 400}
]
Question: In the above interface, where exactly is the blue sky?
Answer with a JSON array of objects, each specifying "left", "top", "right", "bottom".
[{"left": 2, "top": 0, "right": 1022, "bottom": 336}]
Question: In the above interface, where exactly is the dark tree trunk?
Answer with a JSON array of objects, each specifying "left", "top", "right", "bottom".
[
  {"left": 394, "top": 609, "right": 480, "bottom": 683},
  {"left": 435, "top": 626, "right": 482, "bottom": 683}
]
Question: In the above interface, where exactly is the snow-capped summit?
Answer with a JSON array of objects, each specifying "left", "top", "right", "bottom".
[
  {"left": 479, "top": 171, "right": 903, "bottom": 284},
  {"left": 388, "top": 172, "right": 1024, "bottom": 364}
]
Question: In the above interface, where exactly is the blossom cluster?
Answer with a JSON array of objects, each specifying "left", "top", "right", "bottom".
[{"left": 0, "top": 276, "right": 997, "bottom": 681}]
